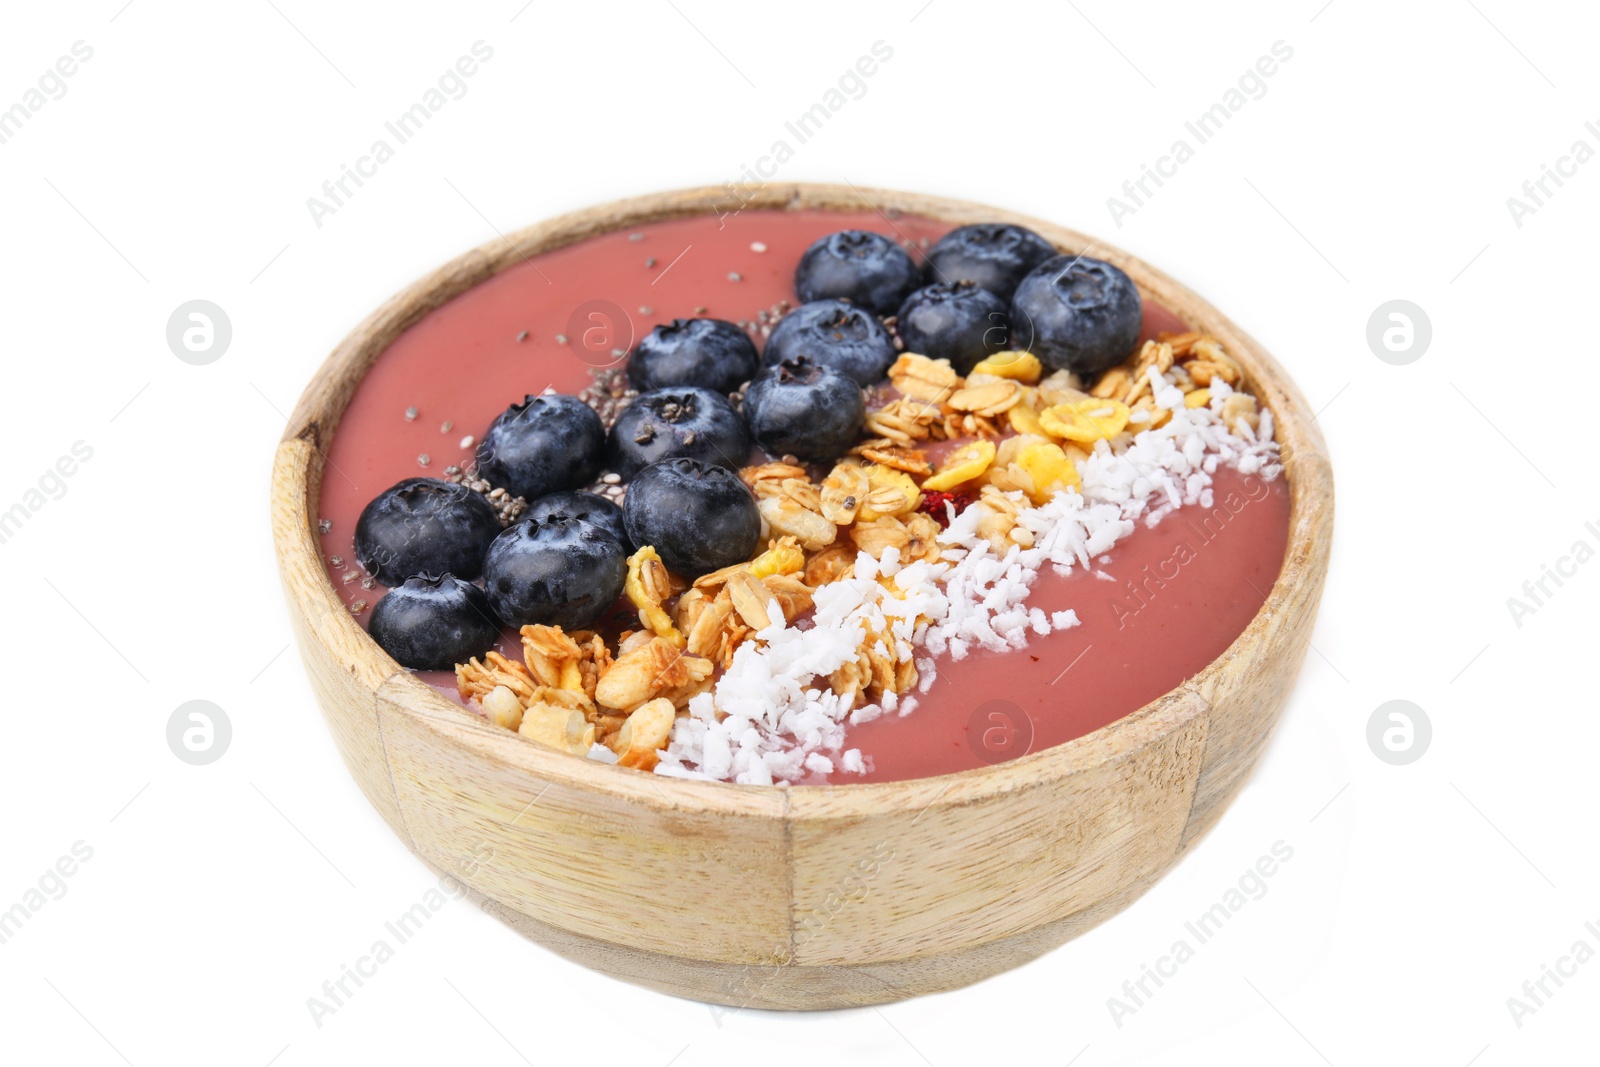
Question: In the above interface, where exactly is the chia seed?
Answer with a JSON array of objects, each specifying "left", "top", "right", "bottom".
[
  {"left": 639, "top": 306, "right": 652, "bottom": 315},
  {"left": 349, "top": 600, "right": 367, "bottom": 615},
  {"left": 459, "top": 435, "right": 474, "bottom": 449},
  {"left": 751, "top": 241, "right": 767, "bottom": 253},
  {"left": 645, "top": 257, "right": 657, "bottom": 268},
  {"left": 628, "top": 232, "right": 645, "bottom": 241},
  {"left": 329, "top": 555, "right": 344, "bottom": 567},
  {"left": 516, "top": 330, "right": 528, "bottom": 342},
  {"left": 555, "top": 333, "right": 569, "bottom": 344},
  {"left": 318, "top": 519, "right": 332, "bottom": 535},
  {"left": 440, "top": 420, "right": 453, "bottom": 433},
  {"left": 404, "top": 406, "right": 418, "bottom": 421},
  {"left": 728, "top": 271, "right": 742, "bottom": 282},
  {"left": 418, "top": 453, "right": 431, "bottom": 467}
]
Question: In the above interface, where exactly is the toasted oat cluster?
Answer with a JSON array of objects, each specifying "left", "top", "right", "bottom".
[{"left": 455, "top": 330, "right": 1267, "bottom": 775}]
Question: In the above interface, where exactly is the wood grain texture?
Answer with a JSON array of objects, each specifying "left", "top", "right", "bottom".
[{"left": 270, "top": 183, "right": 1334, "bottom": 1009}]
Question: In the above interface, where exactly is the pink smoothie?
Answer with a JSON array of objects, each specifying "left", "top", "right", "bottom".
[{"left": 316, "top": 209, "right": 1290, "bottom": 783}]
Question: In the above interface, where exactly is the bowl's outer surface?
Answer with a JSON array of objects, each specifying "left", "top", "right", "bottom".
[{"left": 271, "top": 184, "right": 1334, "bottom": 1010}]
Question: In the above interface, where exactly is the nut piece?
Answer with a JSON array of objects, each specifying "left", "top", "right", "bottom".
[
  {"left": 519, "top": 700, "right": 595, "bottom": 756},
  {"left": 757, "top": 494, "right": 837, "bottom": 551},
  {"left": 611, "top": 697, "right": 677, "bottom": 770},
  {"left": 889, "top": 353, "right": 961, "bottom": 404},
  {"left": 595, "top": 636, "right": 714, "bottom": 711},
  {"left": 482, "top": 685, "right": 524, "bottom": 731}
]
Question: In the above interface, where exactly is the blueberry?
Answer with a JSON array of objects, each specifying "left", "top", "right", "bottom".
[
  {"left": 794, "top": 230, "right": 921, "bottom": 316},
  {"left": 742, "top": 357, "right": 865, "bottom": 462},
  {"left": 524, "top": 490, "right": 630, "bottom": 550},
  {"left": 368, "top": 574, "right": 500, "bottom": 671},
  {"left": 623, "top": 458, "right": 761, "bottom": 578},
  {"left": 896, "top": 282, "right": 1010, "bottom": 374},
  {"left": 476, "top": 394, "right": 604, "bottom": 501},
  {"left": 606, "top": 386, "right": 751, "bottom": 481},
  {"left": 924, "top": 223, "right": 1056, "bottom": 301},
  {"left": 1011, "top": 255, "right": 1143, "bottom": 378},
  {"left": 628, "top": 318, "right": 759, "bottom": 394},
  {"left": 354, "top": 478, "right": 501, "bottom": 585},
  {"left": 482, "top": 516, "right": 628, "bottom": 630},
  {"left": 763, "top": 299, "right": 896, "bottom": 387}
]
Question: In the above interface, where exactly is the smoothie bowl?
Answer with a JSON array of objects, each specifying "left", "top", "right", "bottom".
[{"left": 270, "top": 183, "right": 1332, "bottom": 1009}]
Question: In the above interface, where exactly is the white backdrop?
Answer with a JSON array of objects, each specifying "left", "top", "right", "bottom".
[{"left": 2, "top": 1, "right": 1595, "bottom": 1064}]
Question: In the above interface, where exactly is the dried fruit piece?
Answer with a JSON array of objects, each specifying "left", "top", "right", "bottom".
[
  {"left": 750, "top": 536, "right": 805, "bottom": 578},
  {"left": 624, "top": 546, "right": 684, "bottom": 646},
  {"left": 1007, "top": 396, "right": 1047, "bottom": 437},
  {"left": 1184, "top": 388, "right": 1211, "bottom": 409},
  {"left": 1013, "top": 439, "right": 1080, "bottom": 504},
  {"left": 1222, "top": 392, "right": 1260, "bottom": 434},
  {"left": 901, "top": 511, "right": 944, "bottom": 563},
  {"left": 921, "top": 439, "right": 997, "bottom": 491},
  {"left": 1040, "top": 398, "right": 1131, "bottom": 443},
  {"left": 967, "top": 350, "right": 1042, "bottom": 383}
]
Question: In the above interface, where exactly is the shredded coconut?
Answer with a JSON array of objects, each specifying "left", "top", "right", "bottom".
[{"left": 653, "top": 369, "right": 1281, "bottom": 785}]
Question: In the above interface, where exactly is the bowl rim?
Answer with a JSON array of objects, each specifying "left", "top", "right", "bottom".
[{"left": 273, "top": 181, "right": 1333, "bottom": 822}]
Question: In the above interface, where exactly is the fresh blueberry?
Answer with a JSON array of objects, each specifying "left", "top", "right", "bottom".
[
  {"left": 924, "top": 223, "right": 1056, "bottom": 301},
  {"left": 622, "top": 458, "right": 761, "bottom": 578},
  {"left": 896, "top": 282, "right": 1010, "bottom": 374},
  {"left": 482, "top": 516, "right": 628, "bottom": 630},
  {"left": 628, "top": 318, "right": 759, "bottom": 394},
  {"left": 1010, "top": 255, "right": 1143, "bottom": 378},
  {"left": 355, "top": 478, "right": 501, "bottom": 585},
  {"left": 794, "top": 230, "right": 921, "bottom": 316},
  {"left": 606, "top": 386, "right": 751, "bottom": 480},
  {"left": 368, "top": 574, "right": 501, "bottom": 671},
  {"left": 762, "top": 299, "right": 896, "bottom": 387},
  {"left": 475, "top": 394, "right": 604, "bottom": 501},
  {"left": 524, "top": 490, "right": 630, "bottom": 550},
  {"left": 742, "top": 357, "right": 865, "bottom": 462}
]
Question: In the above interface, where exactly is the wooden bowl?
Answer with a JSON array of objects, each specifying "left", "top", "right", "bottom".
[{"left": 271, "top": 183, "right": 1333, "bottom": 1010}]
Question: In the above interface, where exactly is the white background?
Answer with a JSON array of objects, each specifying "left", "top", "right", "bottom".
[{"left": 1, "top": 1, "right": 1595, "bottom": 1064}]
